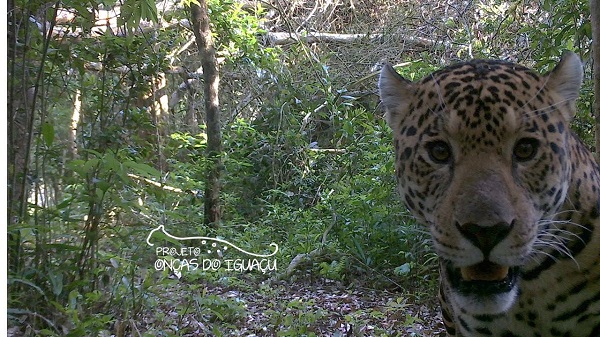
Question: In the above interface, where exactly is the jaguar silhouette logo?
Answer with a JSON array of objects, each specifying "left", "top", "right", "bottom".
[{"left": 147, "top": 225, "right": 279, "bottom": 277}]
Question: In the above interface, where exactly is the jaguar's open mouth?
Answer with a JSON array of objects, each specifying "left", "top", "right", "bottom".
[{"left": 446, "top": 260, "right": 519, "bottom": 295}]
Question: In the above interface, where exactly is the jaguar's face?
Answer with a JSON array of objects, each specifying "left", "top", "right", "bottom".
[{"left": 379, "top": 54, "right": 582, "bottom": 313}]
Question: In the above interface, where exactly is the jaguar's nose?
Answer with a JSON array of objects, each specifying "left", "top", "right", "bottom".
[{"left": 456, "top": 220, "right": 515, "bottom": 257}]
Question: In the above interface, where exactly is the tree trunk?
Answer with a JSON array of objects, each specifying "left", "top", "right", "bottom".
[
  {"left": 150, "top": 73, "right": 169, "bottom": 172},
  {"left": 8, "top": 0, "right": 44, "bottom": 271},
  {"left": 190, "top": 0, "right": 223, "bottom": 227},
  {"left": 591, "top": 0, "right": 600, "bottom": 156},
  {"left": 69, "top": 88, "right": 82, "bottom": 160}
]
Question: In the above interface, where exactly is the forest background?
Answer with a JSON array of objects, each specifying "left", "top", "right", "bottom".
[{"left": 7, "top": 0, "right": 598, "bottom": 336}]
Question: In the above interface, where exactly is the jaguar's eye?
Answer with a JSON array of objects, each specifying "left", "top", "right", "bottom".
[
  {"left": 426, "top": 141, "right": 452, "bottom": 163},
  {"left": 513, "top": 138, "right": 539, "bottom": 161}
]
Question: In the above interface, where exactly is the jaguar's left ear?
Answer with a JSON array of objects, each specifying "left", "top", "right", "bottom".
[
  {"left": 378, "top": 63, "right": 415, "bottom": 130},
  {"left": 546, "top": 51, "right": 583, "bottom": 120}
]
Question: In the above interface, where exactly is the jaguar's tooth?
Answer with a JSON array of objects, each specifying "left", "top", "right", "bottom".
[{"left": 460, "top": 262, "right": 509, "bottom": 281}]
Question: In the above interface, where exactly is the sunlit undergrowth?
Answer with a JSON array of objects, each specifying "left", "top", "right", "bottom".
[
  {"left": 161, "top": 104, "right": 437, "bottom": 290},
  {"left": 9, "top": 0, "right": 595, "bottom": 335}
]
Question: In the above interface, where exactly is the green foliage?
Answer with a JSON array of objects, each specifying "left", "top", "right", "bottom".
[
  {"left": 265, "top": 298, "right": 328, "bottom": 336},
  {"left": 194, "top": 291, "right": 247, "bottom": 324},
  {"left": 185, "top": 0, "right": 280, "bottom": 69},
  {"left": 523, "top": 0, "right": 595, "bottom": 148},
  {"left": 8, "top": 0, "right": 597, "bottom": 334},
  {"left": 528, "top": 0, "right": 591, "bottom": 64},
  {"left": 445, "top": 0, "right": 595, "bottom": 147},
  {"left": 119, "top": 0, "right": 159, "bottom": 33},
  {"left": 210, "top": 0, "right": 278, "bottom": 65}
]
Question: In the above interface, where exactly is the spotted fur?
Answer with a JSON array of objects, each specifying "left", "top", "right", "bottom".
[{"left": 378, "top": 52, "right": 600, "bottom": 337}]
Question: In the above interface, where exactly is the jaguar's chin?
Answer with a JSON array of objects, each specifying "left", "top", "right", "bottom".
[{"left": 443, "top": 259, "right": 521, "bottom": 314}]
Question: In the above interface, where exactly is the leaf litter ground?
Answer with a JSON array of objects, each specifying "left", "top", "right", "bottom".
[{"left": 142, "top": 275, "right": 446, "bottom": 336}]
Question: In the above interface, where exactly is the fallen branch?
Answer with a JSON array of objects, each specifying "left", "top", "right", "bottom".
[
  {"left": 283, "top": 220, "right": 335, "bottom": 279},
  {"left": 36, "top": 9, "right": 441, "bottom": 50},
  {"left": 265, "top": 31, "right": 438, "bottom": 48},
  {"left": 127, "top": 173, "right": 183, "bottom": 193}
]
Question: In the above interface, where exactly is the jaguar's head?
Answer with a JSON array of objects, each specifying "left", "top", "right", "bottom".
[{"left": 378, "top": 53, "right": 582, "bottom": 313}]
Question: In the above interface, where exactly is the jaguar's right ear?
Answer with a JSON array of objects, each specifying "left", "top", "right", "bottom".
[{"left": 378, "top": 63, "right": 414, "bottom": 128}]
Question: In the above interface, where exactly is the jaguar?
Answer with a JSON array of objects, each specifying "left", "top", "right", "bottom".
[{"left": 378, "top": 52, "right": 600, "bottom": 337}]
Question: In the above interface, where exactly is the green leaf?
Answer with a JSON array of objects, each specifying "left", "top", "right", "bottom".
[
  {"left": 55, "top": 197, "right": 74, "bottom": 209},
  {"left": 46, "top": 243, "right": 79, "bottom": 251},
  {"left": 103, "top": 150, "right": 122, "bottom": 173},
  {"left": 95, "top": 187, "right": 105, "bottom": 201},
  {"left": 8, "top": 278, "right": 46, "bottom": 297},
  {"left": 82, "top": 158, "right": 100, "bottom": 175},
  {"left": 394, "top": 263, "right": 412, "bottom": 276},
  {"left": 66, "top": 159, "right": 87, "bottom": 175},
  {"left": 142, "top": 0, "right": 159, "bottom": 23},
  {"left": 83, "top": 149, "right": 103, "bottom": 157},
  {"left": 41, "top": 122, "right": 54, "bottom": 147},
  {"left": 120, "top": 0, "right": 158, "bottom": 32},
  {"left": 48, "top": 272, "right": 63, "bottom": 297},
  {"left": 124, "top": 161, "right": 161, "bottom": 177},
  {"left": 97, "top": 180, "right": 111, "bottom": 193}
]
